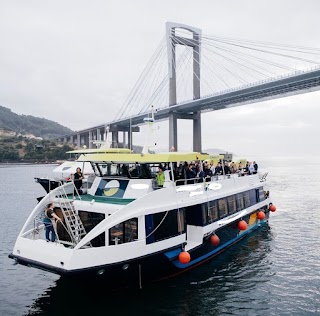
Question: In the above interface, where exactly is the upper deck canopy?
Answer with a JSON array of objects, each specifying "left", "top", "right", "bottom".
[
  {"left": 67, "top": 148, "right": 132, "bottom": 154},
  {"left": 76, "top": 152, "right": 209, "bottom": 163}
]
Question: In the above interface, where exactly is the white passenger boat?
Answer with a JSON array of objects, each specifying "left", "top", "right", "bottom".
[
  {"left": 10, "top": 150, "right": 276, "bottom": 288},
  {"left": 34, "top": 145, "right": 131, "bottom": 194}
]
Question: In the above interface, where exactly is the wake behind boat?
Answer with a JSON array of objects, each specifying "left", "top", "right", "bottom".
[{"left": 9, "top": 150, "right": 276, "bottom": 289}]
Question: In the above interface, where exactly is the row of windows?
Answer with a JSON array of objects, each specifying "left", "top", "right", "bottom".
[
  {"left": 145, "top": 187, "right": 266, "bottom": 244},
  {"left": 187, "top": 188, "right": 265, "bottom": 227},
  {"left": 78, "top": 187, "right": 266, "bottom": 247}
]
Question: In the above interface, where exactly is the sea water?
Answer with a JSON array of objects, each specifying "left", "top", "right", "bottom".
[{"left": 0, "top": 157, "right": 319, "bottom": 316}]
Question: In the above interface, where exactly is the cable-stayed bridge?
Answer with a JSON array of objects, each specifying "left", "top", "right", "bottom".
[{"left": 60, "top": 22, "right": 320, "bottom": 152}]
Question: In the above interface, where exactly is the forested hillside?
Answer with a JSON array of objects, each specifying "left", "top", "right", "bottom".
[
  {"left": 0, "top": 105, "right": 75, "bottom": 162},
  {"left": 0, "top": 105, "right": 73, "bottom": 138}
]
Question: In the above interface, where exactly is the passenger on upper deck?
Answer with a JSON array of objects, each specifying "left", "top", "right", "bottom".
[
  {"left": 128, "top": 165, "right": 139, "bottom": 178},
  {"left": 248, "top": 162, "right": 255, "bottom": 174},
  {"left": 253, "top": 161, "right": 258, "bottom": 174},
  {"left": 186, "top": 163, "right": 196, "bottom": 184},
  {"left": 230, "top": 161, "right": 237, "bottom": 174},
  {"left": 236, "top": 162, "right": 243, "bottom": 176},
  {"left": 156, "top": 166, "right": 165, "bottom": 187},
  {"left": 204, "top": 163, "right": 213, "bottom": 182},
  {"left": 210, "top": 162, "right": 215, "bottom": 175},
  {"left": 176, "top": 163, "right": 184, "bottom": 181},
  {"left": 223, "top": 161, "right": 231, "bottom": 175},
  {"left": 74, "top": 167, "right": 84, "bottom": 194},
  {"left": 215, "top": 162, "right": 223, "bottom": 175},
  {"left": 245, "top": 161, "right": 250, "bottom": 174},
  {"left": 196, "top": 165, "right": 205, "bottom": 182},
  {"left": 121, "top": 164, "right": 129, "bottom": 177}
]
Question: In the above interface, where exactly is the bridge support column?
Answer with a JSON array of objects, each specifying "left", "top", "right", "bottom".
[
  {"left": 77, "top": 134, "right": 81, "bottom": 147},
  {"left": 128, "top": 129, "right": 132, "bottom": 150},
  {"left": 88, "top": 131, "right": 93, "bottom": 149},
  {"left": 69, "top": 135, "right": 74, "bottom": 145},
  {"left": 104, "top": 126, "right": 108, "bottom": 142},
  {"left": 193, "top": 112, "right": 201, "bottom": 152},
  {"left": 166, "top": 22, "right": 202, "bottom": 152},
  {"left": 112, "top": 131, "right": 119, "bottom": 148},
  {"left": 122, "top": 132, "right": 126, "bottom": 148},
  {"left": 169, "top": 112, "right": 178, "bottom": 151},
  {"left": 108, "top": 125, "right": 139, "bottom": 149},
  {"left": 97, "top": 128, "right": 101, "bottom": 141},
  {"left": 83, "top": 134, "right": 88, "bottom": 148}
]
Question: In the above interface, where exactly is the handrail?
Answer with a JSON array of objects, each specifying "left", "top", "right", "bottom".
[{"left": 174, "top": 174, "right": 232, "bottom": 186}]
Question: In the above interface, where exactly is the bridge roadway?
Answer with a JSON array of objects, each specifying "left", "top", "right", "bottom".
[{"left": 62, "top": 67, "right": 320, "bottom": 149}]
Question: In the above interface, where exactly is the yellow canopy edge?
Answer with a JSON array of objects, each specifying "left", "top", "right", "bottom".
[
  {"left": 76, "top": 152, "right": 210, "bottom": 163},
  {"left": 67, "top": 148, "right": 132, "bottom": 154}
]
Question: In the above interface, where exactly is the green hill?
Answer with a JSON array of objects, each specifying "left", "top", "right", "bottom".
[{"left": 0, "top": 105, "right": 73, "bottom": 138}]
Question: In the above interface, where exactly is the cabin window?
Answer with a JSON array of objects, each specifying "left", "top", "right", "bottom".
[
  {"left": 146, "top": 209, "right": 185, "bottom": 244},
  {"left": 153, "top": 209, "right": 185, "bottom": 242},
  {"left": 104, "top": 164, "right": 118, "bottom": 176},
  {"left": 244, "top": 191, "right": 251, "bottom": 208},
  {"left": 91, "top": 163, "right": 100, "bottom": 176},
  {"left": 109, "top": 218, "right": 138, "bottom": 245},
  {"left": 258, "top": 187, "right": 266, "bottom": 202},
  {"left": 78, "top": 211, "right": 105, "bottom": 247},
  {"left": 227, "top": 195, "right": 237, "bottom": 214},
  {"left": 185, "top": 204, "right": 206, "bottom": 226},
  {"left": 177, "top": 208, "right": 185, "bottom": 233},
  {"left": 218, "top": 198, "right": 228, "bottom": 218},
  {"left": 207, "top": 200, "right": 219, "bottom": 223},
  {"left": 236, "top": 193, "right": 245, "bottom": 210}
]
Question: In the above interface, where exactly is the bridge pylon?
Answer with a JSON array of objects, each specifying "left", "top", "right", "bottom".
[{"left": 166, "top": 22, "right": 202, "bottom": 152}]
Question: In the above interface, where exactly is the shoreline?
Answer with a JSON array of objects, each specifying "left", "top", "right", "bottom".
[{"left": 0, "top": 161, "right": 60, "bottom": 166}]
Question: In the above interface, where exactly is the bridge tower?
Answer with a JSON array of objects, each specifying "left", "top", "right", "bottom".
[{"left": 166, "top": 22, "right": 202, "bottom": 152}]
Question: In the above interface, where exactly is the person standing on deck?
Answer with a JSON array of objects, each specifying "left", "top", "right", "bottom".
[
  {"left": 43, "top": 202, "right": 61, "bottom": 242},
  {"left": 249, "top": 162, "right": 255, "bottom": 175},
  {"left": 74, "top": 167, "right": 84, "bottom": 194},
  {"left": 156, "top": 166, "right": 165, "bottom": 187}
]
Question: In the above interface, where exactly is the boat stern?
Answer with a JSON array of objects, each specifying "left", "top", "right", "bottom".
[{"left": 9, "top": 236, "right": 73, "bottom": 275}]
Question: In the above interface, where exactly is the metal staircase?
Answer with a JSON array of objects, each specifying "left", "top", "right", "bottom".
[{"left": 57, "top": 186, "right": 89, "bottom": 246}]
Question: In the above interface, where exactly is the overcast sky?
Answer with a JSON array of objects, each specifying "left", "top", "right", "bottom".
[{"left": 1, "top": 0, "right": 320, "bottom": 157}]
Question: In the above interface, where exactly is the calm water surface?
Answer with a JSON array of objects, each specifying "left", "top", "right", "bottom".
[{"left": 0, "top": 157, "right": 320, "bottom": 315}]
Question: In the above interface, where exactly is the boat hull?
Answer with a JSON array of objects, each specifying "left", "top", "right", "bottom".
[{"left": 9, "top": 211, "right": 270, "bottom": 289}]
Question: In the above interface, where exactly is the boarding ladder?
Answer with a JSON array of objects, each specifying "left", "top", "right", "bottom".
[{"left": 57, "top": 186, "right": 90, "bottom": 246}]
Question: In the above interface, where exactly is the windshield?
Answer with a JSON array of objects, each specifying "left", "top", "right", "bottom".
[{"left": 91, "top": 162, "right": 164, "bottom": 179}]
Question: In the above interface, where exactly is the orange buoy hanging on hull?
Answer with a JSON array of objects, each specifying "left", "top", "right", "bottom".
[
  {"left": 178, "top": 251, "right": 191, "bottom": 264},
  {"left": 238, "top": 220, "right": 247, "bottom": 231},
  {"left": 210, "top": 234, "right": 220, "bottom": 246},
  {"left": 269, "top": 204, "right": 277, "bottom": 212},
  {"left": 257, "top": 211, "right": 265, "bottom": 220}
]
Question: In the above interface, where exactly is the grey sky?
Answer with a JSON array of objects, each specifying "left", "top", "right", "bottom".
[{"left": 0, "top": 0, "right": 320, "bottom": 156}]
